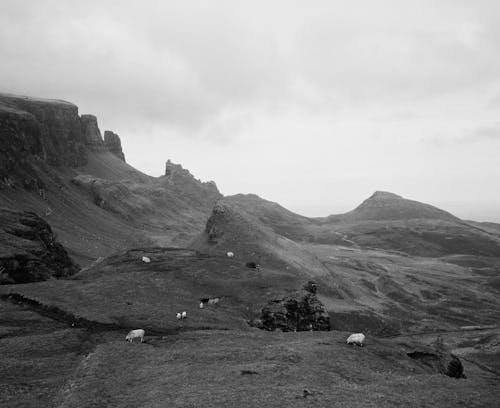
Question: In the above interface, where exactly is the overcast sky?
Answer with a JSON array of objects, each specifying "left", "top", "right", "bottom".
[{"left": 1, "top": 1, "right": 500, "bottom": 221}]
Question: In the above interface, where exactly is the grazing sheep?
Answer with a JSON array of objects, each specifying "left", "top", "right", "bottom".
[
  {"left": 176, "top": 312, "right": 182, "bottom": 320},
  {"left": 227, "top": 252, "right": 234, "bottom": 258},
  {"left": 208, "top": 297, "right": 220, "bottom": 305},
  {"left": 346, "top": 333, "right": 365, "bottom": 347},
  {"left": 142, "top": 256, "right": 151, "bottom": 263},
  {"left": 125, "top": 329, "right": 145, "bottom": 343},
  {"left": 181, "top": 311, "right": 187, "bottom": 319},
  {"left": 199, "top": 302, "right": 204, "bottom": 309}
]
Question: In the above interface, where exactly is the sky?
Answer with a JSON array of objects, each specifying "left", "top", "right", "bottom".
[{"left": 1, "top": 0, "right": 500, "bottom": 221}]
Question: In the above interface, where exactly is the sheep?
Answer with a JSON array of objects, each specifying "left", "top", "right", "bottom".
[
  {"left": 346, "top": 333, "right": 365, "bottom": 347},
  {"left": 208, "top": 297, "right": 220, "bottom": 305},
  {"left": 199, "top": 302, "right": 204, "bottom": 309},
  {"left": 176, "top": 312, "right": 182, "bottom": 320},
  {"left": 142, "top": 256, "right": 151, "bottom": 263},
  {"left": 125, "top": 329, "right": 145, "bottom": 343},
  {"left": 181, "top": 311, "right": 187, "bottom": 319},
  {"left": 227, "top": 251, "right": 234, "bottom": 258}
]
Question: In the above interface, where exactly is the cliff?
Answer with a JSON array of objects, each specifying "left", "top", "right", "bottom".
[
  {"left": 0, "top": 92, "right": 222, "bottom": 265},
  {"left": 104, "top": 130, "right": 126, "bottom": 162},
  {"left": 0, "top": 207, "right": 79, "bottom": 283},
  {"left": 0, "top": 93, "right": 125, "bottom": 184}
]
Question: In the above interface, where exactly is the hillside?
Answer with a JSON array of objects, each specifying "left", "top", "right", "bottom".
[
  {"left": 1, "top": 92, "right": 499, "bottom": 407},
  {"left": 325, "top": 191, "right": 459, "bottom": 222},
  {"left": 0, "top": 93, "right": 221, "bottom": 266}
]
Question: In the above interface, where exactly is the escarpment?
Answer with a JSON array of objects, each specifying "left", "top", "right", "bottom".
[{"left": 0, "top": 93, "right": 124, "bottom": 183}]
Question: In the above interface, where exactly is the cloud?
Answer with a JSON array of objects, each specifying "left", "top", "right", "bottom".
[{"left": 1, "top": 0, "right": 500, "bottom": 220}]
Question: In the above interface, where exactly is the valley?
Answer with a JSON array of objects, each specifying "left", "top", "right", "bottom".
[{"left": 1, "top": 92, "right": 499, "bottom": 407}]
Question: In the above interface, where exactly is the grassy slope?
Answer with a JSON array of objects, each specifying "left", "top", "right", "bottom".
[
  {"left": 1, "top": 245, "right": 499, "bottom": 407},
  {"left": 55, "top": 330, "right": 500, "bottom": 408},
  {"left": 0, "top": 151, "right": 220, "bottom": 265}
]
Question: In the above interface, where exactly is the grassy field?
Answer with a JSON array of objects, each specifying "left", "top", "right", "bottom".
[{"left": 1, "top": 246, "right": 499, "bottom": 407}]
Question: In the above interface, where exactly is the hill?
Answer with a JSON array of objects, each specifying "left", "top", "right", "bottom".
[
  {"left": 326, "top": 191, "right": 459, "bottom": 222},
  {"left": 0, "top": 93, "right": 221, "bottom": 266},
  {"left": 1, "top": 92, "right": 499, "bottom": 407}
]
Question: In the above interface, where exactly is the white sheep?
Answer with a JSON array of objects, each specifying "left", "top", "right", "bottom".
[
  {"left": 125, "top": 329, "right": 145, "bottom": 343},
  {"left": 142, "top": 256, "right": 151, "bottom": 263},
  {"left": 181, "top": 311, "right": 187, "bottom": 319},
  {"left": 227, "top": 252, "right": 234, "bottom": 258},
  {"left": 346, "top": 333, "right": 365, "bottom": 347},
  {"left": 176, "top": 312, "right": 182, "bottom": 320},
  {"left": 199, "top": 302, "right": 204, "bottom": 309}
]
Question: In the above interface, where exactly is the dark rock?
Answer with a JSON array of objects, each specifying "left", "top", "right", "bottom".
[
  {"left": 251, "top": 291, "right": 330, "bottom": 332},
  {"left": 407, "top": 347, "right": 466, "bottom": 378},
  {"left": 246, "top": 261, "right": 258, "bottom": 269},
  {"left": 240, "top": 370, "right": 258, "bottom": 375},
  {"left": 80, "top": 114, "right": 104, "bottom": 150},
  {"left": 0, "top": 207, "right": 79, "bottom": 284},
  {"left": 161, "top": 160, "right": 221, "bottom": 212},
  {"left": 0, "top": 93, "right": 88, "bottom": 180},
  {"left": 104, "top": 130, "right": 126, "bottom": 162},
  {"left": 304, "top": 280, "right": 318, "bottom": 294}
]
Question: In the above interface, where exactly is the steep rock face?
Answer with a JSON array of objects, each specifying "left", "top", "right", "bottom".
[
  {"left": 162, "top": 160, "right": 221, "bottom": 211},
  {"left": 104, "top": 130, "right": 125, "bottom": 162},
  {"left": 0, "top": 207, "right": 79, "bottom": 284},
  {"left": 80, "top": 114, "right": 104, "bottom": 150},
  {"left": 0, "top": 94, "right": 87, "bottom": 180}
]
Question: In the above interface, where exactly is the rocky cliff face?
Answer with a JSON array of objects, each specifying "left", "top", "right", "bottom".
[
  {"left": 250, "top": 289, "right": 331, "bottom": 332},
  {"left": 80, "top": 114, "right": 104, "bottom": 151},
  {"left": 0, "top": 94, "right": 86, "bottom": 182},
  {"left": 162, "top": 160, "right": 221, "bottom": 211},
  {"left": 0, "top": 92, "right": 224, "bottom": 265},
  {"left": 104, "top": 130, "right": 125, "bottom": 162},
  {"left": 0, "top": 93, "right": 124, "bottom": 185},
  {"left": 0, "top": 207, "right": 79, "bottom": 283}
]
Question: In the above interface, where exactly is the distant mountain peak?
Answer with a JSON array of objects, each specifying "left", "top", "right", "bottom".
[
  {"left": 369, "top": 191, "right": 403, "bottom": 200},
  {"left": 339, "top": 191, "right": 459, "bottom": 222}
]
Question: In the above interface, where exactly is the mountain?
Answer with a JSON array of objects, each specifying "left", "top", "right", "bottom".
[
  {"left": 311, "top": 192, "right": 500, "bottom": 257},
  {"left": 1, "top": 92, "right": 500, "bottom": 408},
  {"left": 0, "top": 93, "right": 221, "bottom": 265},
  {"left": 326, "top": 191, "right": 459, "bottom": 222}
]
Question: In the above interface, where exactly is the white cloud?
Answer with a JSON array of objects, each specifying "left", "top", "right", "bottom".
[{"left": 1, "top": 0, "right": 500, "bottom": 221}]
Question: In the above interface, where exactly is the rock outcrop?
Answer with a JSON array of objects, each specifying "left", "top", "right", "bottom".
[
  {"left": 162, "top": 160, "right": 221, "bottom": 211},
  {"left": 250, "top": 291, "right": 330, "bottom": 332},
  {"left": 104, "top": 130, "right": 125, "bottom": 161},
  {"left": 0, "top": 207, "right": 79, "bottom": 284},
  {"left": 80, "top": 114, "right": 104, "bottom": 150},
  {"left": 0, "top": 93, "right": 87, "bottom": 180},
  {"left": 407, "top": 349, "right": 465, "bottom": 378}
]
